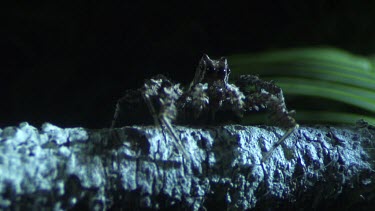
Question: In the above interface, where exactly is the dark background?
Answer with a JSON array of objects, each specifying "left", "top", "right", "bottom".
[{"left": 2, "top": 1, "right": 375, "bottom": 129}]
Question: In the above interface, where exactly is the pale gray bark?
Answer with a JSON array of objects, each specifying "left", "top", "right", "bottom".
[{"left": 0, "top": 122, "right": 374, "bottom": 210}]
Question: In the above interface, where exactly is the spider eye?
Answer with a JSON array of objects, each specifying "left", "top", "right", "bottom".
[
  {"left": 218, "top": 67, "right": 228, "bottom": 76},
  {"left": 206, "top": 65, "right": 215, "bottom": 73}
]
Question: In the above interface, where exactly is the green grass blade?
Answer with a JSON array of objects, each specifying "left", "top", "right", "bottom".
[
  {"left": 293, "top": 111, "right": 375, "bottom": 125},
  {"left": 230, "top": 63, "right": 375, "bottom": 91},
  {"left": 228, "top": 48, "right": 375, "bottom": 124},
  {"left": 229, "top": 47, "right": 374, "bottom": 74},
  {"left": 239, "top": 111, "right": 375, "bottom": 125},
  {"left": 273, "top": 77, "right": 375, "bottom": 113}
]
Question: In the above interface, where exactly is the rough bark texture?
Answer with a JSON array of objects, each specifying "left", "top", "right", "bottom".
[{"left": 1, "top": 122, "right": 375, "bottom": 210}]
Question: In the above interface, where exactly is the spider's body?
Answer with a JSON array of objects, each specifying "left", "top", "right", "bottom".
[
  {"left": 112, "top": 54, "right": 298, "bottom": 160},
  {"left": 177, "top": 55, "right": 245, "bottom": 124}
]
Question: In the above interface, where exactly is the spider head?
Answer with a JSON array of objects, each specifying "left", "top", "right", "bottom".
[
  {"left": 198, "top": 54, "right": 231, "bottom": 85},
  {"left": 189, "top": 54, "right": 231, "bottom": 90}
]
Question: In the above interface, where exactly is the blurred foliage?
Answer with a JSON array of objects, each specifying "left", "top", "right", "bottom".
[{"left": 229, "top": 48, "right": 375, "bottom": 125}]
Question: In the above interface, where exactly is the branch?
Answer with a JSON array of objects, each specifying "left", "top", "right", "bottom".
[{"left": 0, "top": 122, "right": 374, "bottom": 210}]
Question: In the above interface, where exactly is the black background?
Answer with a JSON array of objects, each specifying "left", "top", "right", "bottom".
[{"left": 2, "top": 1, "right": 375, "bottom": 129}]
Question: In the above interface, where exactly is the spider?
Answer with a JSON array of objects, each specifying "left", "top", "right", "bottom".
[{"left": 111, "top": 54, "right": 298, "bottom": 161}]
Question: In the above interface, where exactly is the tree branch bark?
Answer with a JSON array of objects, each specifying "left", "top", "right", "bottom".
[{"left": 0, "top": 122, "right": 374, "bottom": 210}]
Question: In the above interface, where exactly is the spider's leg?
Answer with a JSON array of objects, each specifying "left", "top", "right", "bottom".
[
  {"left": 111, "top": 89, "right": 145, "bottom": 129},
  {"left": 143, "top": 93, "right": 189, "bottom": 159},
  {"left": 159, "top": 114, "right": 190, "bottom": 159},
  {"left": 110, "top": 96, "right": 127, "bottom": 129},
  {"left": 188, "top": 54, "right": 209, "bottom": 91},
  {"left": 142, "top": 76, "right": 189, "bottom": 159},
  {"left": 259, "top": 91, "right": 298, "bottom": 161},
  {"left": 142, "top": 93, "right": 162, "bottom": 128},
  {"left": 237, "top": 75, "right": 297, "bottom": 127},
  {"left": 236, "top": 75, "right": 298, "bottom": 161},
  {"left": 262, "top": 124, "right": 299, "bottom": 162}
]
